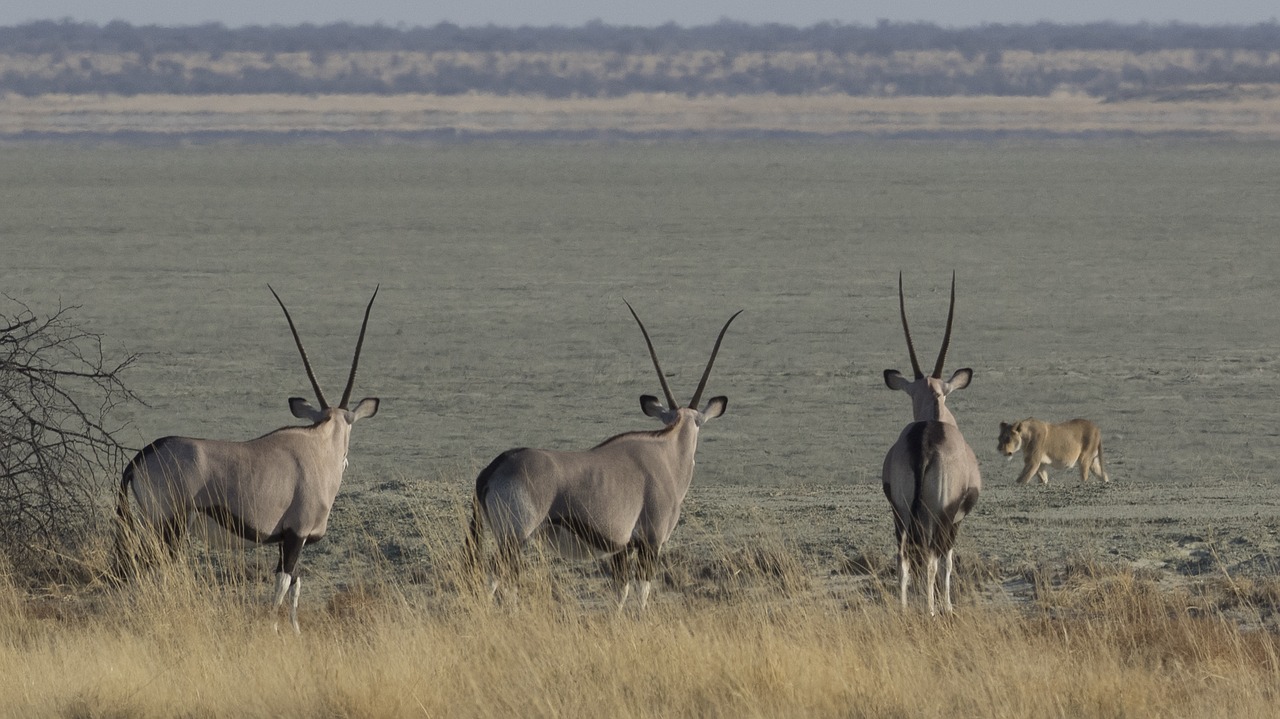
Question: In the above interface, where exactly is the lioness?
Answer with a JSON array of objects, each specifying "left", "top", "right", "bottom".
[{"left": 997, "top": 418, "right": 1109, "bottom": 485}]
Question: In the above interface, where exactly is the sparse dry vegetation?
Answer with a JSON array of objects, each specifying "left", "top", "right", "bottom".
[
  {"left": 3, "top": 510, "right": 1278, "bottom": 718},
  {"left": 0, "top": 299, "right": 138, "bottom": 582}
]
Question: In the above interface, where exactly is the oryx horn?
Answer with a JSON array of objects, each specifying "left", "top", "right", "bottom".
[
  {"left": 898, "top": 272, "right": 924, "bottom": 379},
  {"left": 338, "top": 285, "right": 379, "bottom": 409},
  {"left": 624, "top": 299, "right": 678, "bottom": 410},
  {"left": 688, "top": 310, "right": 744, "bottom": 409},
  {"left": 269, "top": 285, "right": 328, "bottom": 409},
  {"left": 931, "top": 272, "right": 956, "bottom": 379}
]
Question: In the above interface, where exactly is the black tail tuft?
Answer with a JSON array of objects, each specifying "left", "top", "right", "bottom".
[{"left": 111, "top": 453, "right": 144, "bottom": 583}]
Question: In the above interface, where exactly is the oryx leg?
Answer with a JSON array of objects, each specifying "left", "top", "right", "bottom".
[
  {"left": 609, "top": 548, "right": 632, "bottom": 612},
  {"left": 161, "top": 516, "right": 186, "bottom": 559},
  {"left": 634, "top": 541, "right": 660, "bottom": 611},
  {"left": 941, "top": 548, "right": 955, "bottom": 614},
  {"left": 897, "top": 533, "right": 912, "bottom": 610},
  {"left": 273, "top": 532, "right": 306, "bottom": 634},
  {"left": 491, "top": 536, "right": 523, "bottom": 604},
  {"left": 925, "top": 552, "right": 940, "bottom": 617}
]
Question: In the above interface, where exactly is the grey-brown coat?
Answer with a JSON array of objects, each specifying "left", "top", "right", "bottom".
[
  {"left": 116, "top": 287, "right": 379, "bottom": 633},
  {"left": 469, "top": 302, "right": 739, "bottom": 610},
  {"left": 881, "top": 274, "right": 981, "bottom": 616}
]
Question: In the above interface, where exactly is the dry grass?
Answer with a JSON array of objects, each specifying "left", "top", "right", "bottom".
[{"left": 2, "top": 521, "right": 1277, "bottom": 719}]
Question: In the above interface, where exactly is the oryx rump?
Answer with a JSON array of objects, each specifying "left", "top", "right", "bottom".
[
  {"left": 882, "top": 273, "right": 981, "bottom": 615},
  {"left": 115, "top": 286, "right": 380, "bottom": 633},
  {"left": 469, "top": 302, "right": 741, "bottom": 610}
]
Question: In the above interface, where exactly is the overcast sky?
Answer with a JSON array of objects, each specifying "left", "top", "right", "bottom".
[{"left": 1, "top": 1, "right": 1277, "bottom": 29}]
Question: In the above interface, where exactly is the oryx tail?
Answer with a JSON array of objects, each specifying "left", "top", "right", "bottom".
[
  {"left": 111, "top": 454, "right": 140, "bottom": 579},
  {"left": 467, "top": 448, "right": 521, "bottom": 571}
]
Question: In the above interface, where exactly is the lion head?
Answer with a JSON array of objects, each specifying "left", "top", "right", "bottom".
[{"left": 997, "top": 421, "right": 1027, "bottom": 457}]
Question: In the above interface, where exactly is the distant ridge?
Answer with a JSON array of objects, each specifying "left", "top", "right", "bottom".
[
  {"left": 4, "top": 18, "right": 1280, "bottom": 54},
  {"left": 3, "top": 20, "right": 1280, "bottom": 99}
]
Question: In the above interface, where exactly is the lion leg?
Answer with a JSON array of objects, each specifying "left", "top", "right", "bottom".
[
  {"left": 1016, "top": 460, "right": 1039, "bottom": 485},
  {"left": 1037, "top": 468, "right": 1049, "bottom": 485},
  {"left": 1094, "top": 446, "right": 1110, "bottom": 483}
]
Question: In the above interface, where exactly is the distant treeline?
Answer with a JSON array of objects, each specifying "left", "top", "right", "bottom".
[{"left": 2, "top": 19, "right": 1279, "bottom": 98}]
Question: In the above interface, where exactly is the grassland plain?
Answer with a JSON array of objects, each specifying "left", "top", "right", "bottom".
[{"left": 2, "top": 141, "right": 1279, "bottom": 715}]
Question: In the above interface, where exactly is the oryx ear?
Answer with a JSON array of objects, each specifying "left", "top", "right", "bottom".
[
  {"left": 699, "top": 396, "right": 728, "bottom": 421},
  {"left": 289, "top": 397, "right": 325, "bottom": 422},
  {"left": 349, "top": 397, "right": 379, "bottom": 421},
  {"left": 884, "top": 369, "right": 912, "bottom": 391},
  {"left": 945, "top": 368, "right": 973, "bottom": 392},
  {"left": 640, "top": 394, "right": 667, "bottom": 419}
]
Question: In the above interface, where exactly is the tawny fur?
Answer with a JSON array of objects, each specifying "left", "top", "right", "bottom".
[{"left": 998, "top": 417, "right": 1109, "bottom": 485}]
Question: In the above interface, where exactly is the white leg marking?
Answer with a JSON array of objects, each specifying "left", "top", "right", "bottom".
[
  {"left": 926, "top": 555, "right": 939, "bottom": 617},
  {"left": 942, "top": 548, "right": 955, "bottom": 614},
  {"left": 289, "top": 577, "right": 302, "bottom": 634},
  {"left": 272, "top": 571, "right": 291, "bottom": 606},
  {"left": 898, "top": 550, "right": 910, "bottom": 610},
  {"left": 271, "top": 572, "right": 291, "bottom": 634},
  {"left": 616, "top": 581, "right": 632, "bottom": 613},
  {"left": 637, "top": 580, "right": 652, "bottom": 611}
]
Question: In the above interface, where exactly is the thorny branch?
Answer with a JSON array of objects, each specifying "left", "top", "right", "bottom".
[{"left": 1, "top": 296, "right": 141, "bottom": 579}]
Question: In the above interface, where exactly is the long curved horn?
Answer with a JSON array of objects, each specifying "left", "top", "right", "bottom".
[
  {"left": 269, "top": 285, "right": 328, "bottom": 409},
  {"left": 688, "top": 310, "right": 743, "bottom": 409},
  {"left": 898, "top": 273, "right": 924, "bottom": 379},
  {"left": 338, "top": 285, "right": 379, "bottom": 409},
  {"left": 624, "top": 299, "right": 678, "bottom": 410},
  {"left": 932, "top": 272, "right": 956, "bottom": 379}
]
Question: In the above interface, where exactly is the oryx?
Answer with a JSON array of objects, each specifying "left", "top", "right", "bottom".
[
  {"left": 115, "top": 286, "right": 380, "bottom": 633},
  {"left": 468, "top": 301, "right": 741, "bottom": 610},
  {"left": 881, "top": 273, "right": 981, "bottom": 616}
]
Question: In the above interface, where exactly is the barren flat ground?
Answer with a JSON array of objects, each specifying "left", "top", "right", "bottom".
[
  {"left": 2, "top": 141, "right": 1278, "bottom": 618},
  {"left": 4, "top": 92, "right": 1280, "bottom": 140}
]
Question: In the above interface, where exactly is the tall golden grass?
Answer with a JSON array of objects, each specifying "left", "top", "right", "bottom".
[{"left": 2, "top": 510, "right": 1277, "bottom": 719}]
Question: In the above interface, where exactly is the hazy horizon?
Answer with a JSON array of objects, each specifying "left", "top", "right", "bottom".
[{"left": 2, "top": 1, "right": 1277, "bottom": 30}]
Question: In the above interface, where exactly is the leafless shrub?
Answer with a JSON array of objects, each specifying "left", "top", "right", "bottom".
[{"left": 0, "top": 297, "right": 140, "bottom": 581}]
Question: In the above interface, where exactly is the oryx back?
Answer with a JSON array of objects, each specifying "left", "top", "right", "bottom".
[
  {"left": 476, "top": 422, "right": 691, "bottom": 559},
  {"left": 114, "top": 286, "right": 381, "bottom": 634},
  {"left": 124, "top": 422, "right": 346, "bottom": 544},
  {"left": 470, "top": 303, "right": 740, "bottom": 610}
]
